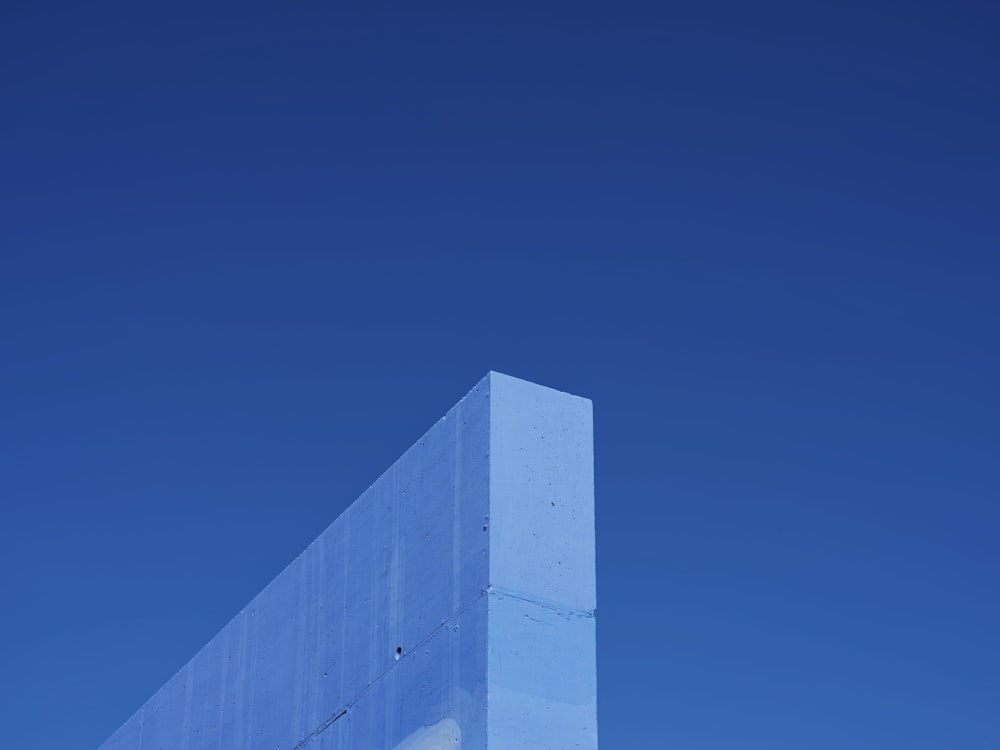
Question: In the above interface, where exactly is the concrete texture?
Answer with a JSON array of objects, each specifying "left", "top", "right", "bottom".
[{"left": 98, "top": 372, "right": 596, "bottom": 750}]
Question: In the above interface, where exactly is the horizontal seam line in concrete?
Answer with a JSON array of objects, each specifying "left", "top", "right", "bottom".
[
  {"left": 486, "top": 585, "right": 596, "bottom": 619},
  {"left": 291, "top": 587, "right": 489, "bottom": 749}
]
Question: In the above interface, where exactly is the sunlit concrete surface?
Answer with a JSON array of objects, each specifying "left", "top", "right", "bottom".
[{"left": 98, "top": 372, "right": 596, "bottom": 749}]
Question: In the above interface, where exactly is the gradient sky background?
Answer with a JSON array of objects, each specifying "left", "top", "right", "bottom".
[{"left": 2, "top": 1, "right": 998, "bottom": 748}]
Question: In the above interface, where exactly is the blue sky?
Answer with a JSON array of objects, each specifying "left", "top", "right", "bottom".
[{"left": 1, "top": 1, "right": 998, "bottom": 748}]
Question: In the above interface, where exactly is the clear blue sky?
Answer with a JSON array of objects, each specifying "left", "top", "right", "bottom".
[{"left": 2, "top": 1, "right": 997, "bottom": 748}]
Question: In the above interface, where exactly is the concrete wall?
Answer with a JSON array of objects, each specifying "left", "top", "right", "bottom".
[{"left": 98, "top": 372, "right": 596, "bottom": 750}]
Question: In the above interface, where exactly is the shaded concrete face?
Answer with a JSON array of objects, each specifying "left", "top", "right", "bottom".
[{"left": 99, "top": 372, "right": 596, "bottom": 750}]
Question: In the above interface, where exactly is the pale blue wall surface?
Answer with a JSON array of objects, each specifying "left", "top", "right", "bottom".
[{"left": 99, "top": 372, "right": 596, "bottom": 749}]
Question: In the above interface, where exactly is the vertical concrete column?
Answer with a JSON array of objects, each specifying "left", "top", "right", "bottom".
[{"left": 488, "top": 373, "right": 598, "bottom": 749}]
